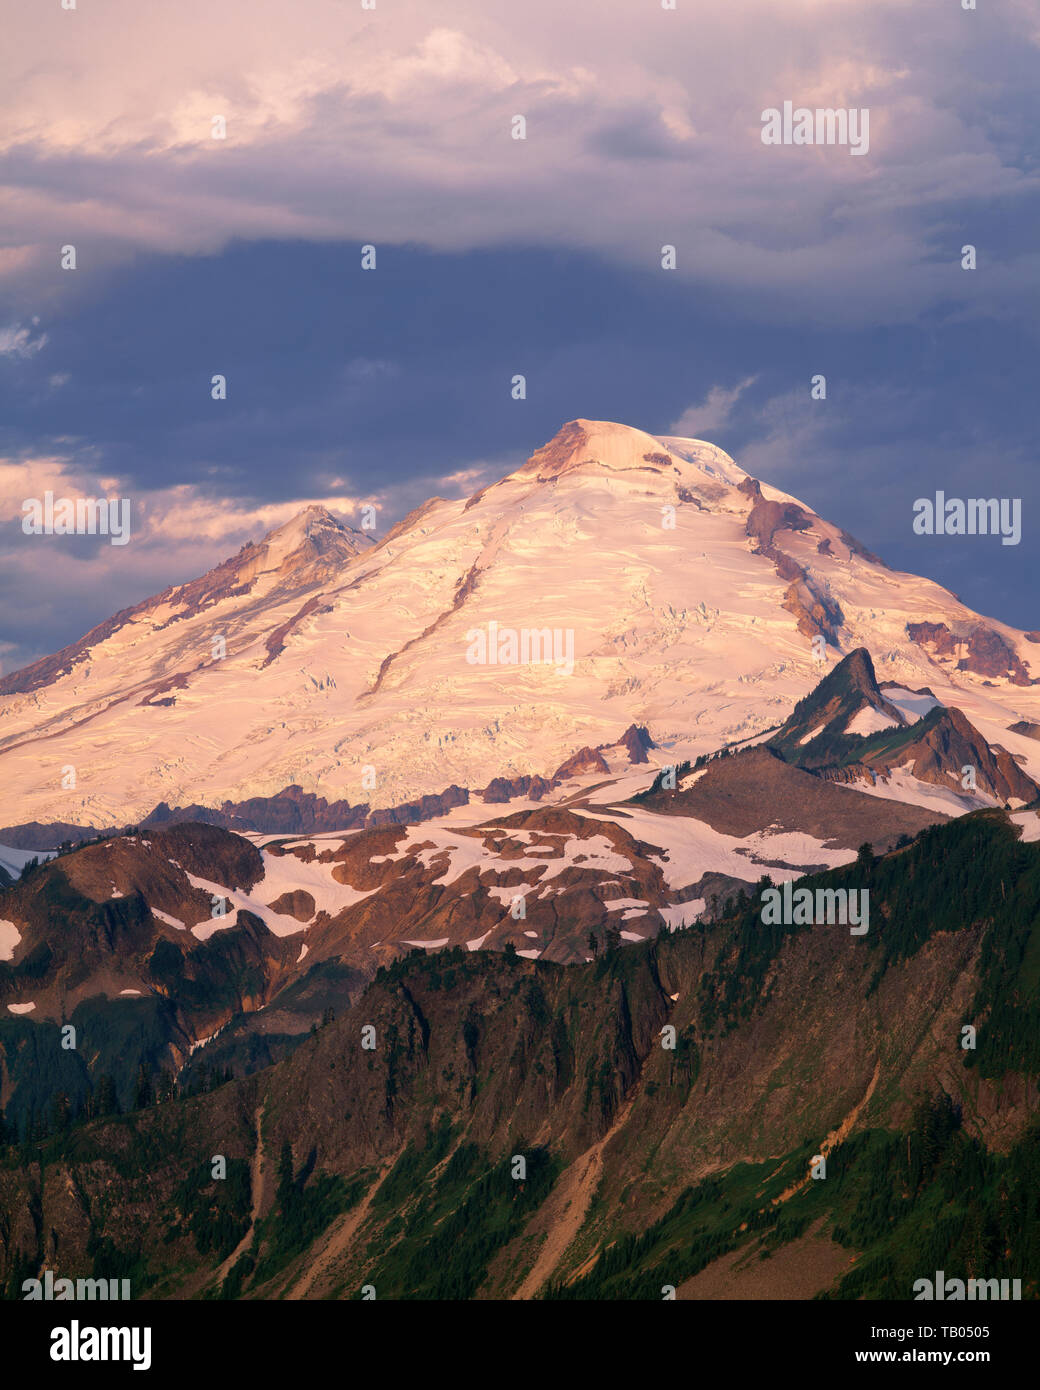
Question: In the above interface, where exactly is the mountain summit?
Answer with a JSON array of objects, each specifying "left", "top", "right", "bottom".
[
  {"left": 769, "top": 647, "right": 907, "bottom": 754},
  {"left": 513, "top": 418, "right": 713, "bottom": 482},
  {"left": 0, "top": 503, "right": 370, "bottom": 702},
  {"left": 261, "top": 504, "right": 369, "bottom": 568},
  {"left": 1, "top": 420, "right": 1039, "bottom": 827}
]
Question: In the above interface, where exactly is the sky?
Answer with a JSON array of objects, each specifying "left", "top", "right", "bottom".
[{"left": 2, "top": 0, "right": 1039, "bottom": 673}]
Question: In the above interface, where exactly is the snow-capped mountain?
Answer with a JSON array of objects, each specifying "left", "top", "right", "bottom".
[{"left": 2, "top": 418, "right": 1039, "bottom": 830}]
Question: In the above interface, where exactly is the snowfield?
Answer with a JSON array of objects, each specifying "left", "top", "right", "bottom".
[
  {"left": 2, "top": 418, "right": 1039, "bottom": 833},
  {"left": 832, "top": 766, "right": 990, "bottom": 816}
]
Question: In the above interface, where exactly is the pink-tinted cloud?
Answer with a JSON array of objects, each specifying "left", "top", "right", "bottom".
[{"left": 3, "top": 1, "right": 1038, "bottom": 322}]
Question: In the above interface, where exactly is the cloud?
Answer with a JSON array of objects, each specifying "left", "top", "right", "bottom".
[
  {"left": 0, "top": 446, "right": 507, "bottom": 582},
  {"left": 670, "top": 376, "right": 757, "bottom": 438},
  {"left": 0, "top": 453, "right": 374, "bottom": 541},
  {"left": 0, "top": 639, "right": 19, "bottom": 679},
  {"left": 3, "top": 1, "right": 1039, "bottom": 322},
  {"left": 0, "top": 444, "right": 516, "bottom": 673},
  {"left": 0, "top": 451, "right": 369, "bottom": 672},
  {"left": 0, "top": 322, "right": 48, "bottom": 358}
]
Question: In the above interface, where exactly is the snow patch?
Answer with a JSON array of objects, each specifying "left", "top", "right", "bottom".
[
  {"left": 0, "top": 844, "right": 56, "bottom": 879},
  {"left": 406, "top": 826, "right": 634, "bottom": 889},
  {"left": 597, "top": 806, "right": 848, "bottom": 895},
  {"left": 183, "top": 865, "right": 368, "bottom": 940},
  {"left": 151, "top": 907, "right": 186, "bottom": 931},
  {"left": 258, "top": 849, "right": 379, "bottom": 919},
  {"left": 834, "top": 766, "right": 979, "bottom": 816},
  {"left": 0, "top": 919, "right": 21, "bottom": 961},
  {"left": 486, "top": 884, "right": 535, "bottom": 906},
  {"left": 845, "top": 706, "right": 901, "bottom": 737},
  {"left": 1010, "top": 810, "right": 1040, "bottom": 844},
  {"left": 659, "top": 902, "right": 705, "bottom": 931},
  {"left": 883, "top": 686, "right": 941, "bottom": 722},
  {"left": 678, "top": 766, "right": 709, "bottom": 789}
]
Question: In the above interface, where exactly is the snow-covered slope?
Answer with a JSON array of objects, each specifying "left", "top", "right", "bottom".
[{"left": 2, "top": 419, "right": 1039, "bottom": 828}]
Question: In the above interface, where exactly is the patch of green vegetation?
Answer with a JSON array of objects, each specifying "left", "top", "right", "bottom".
[
  {"left": 773, "top": 706, "right": 944, "bottom": 772},
  {"left": 362, "top": 1141, "right": 559, "bottom": 1299},
  {"left": 219, "top": 1251, "right": 254, "bottom": 1300},
  {"left": 246, "top": 1142, "right": 366, "bottom": 1289},
  {"left": 171, "top": 1156, "right": 252, "bottom": 1262},
  {"left": 959, "top": 832, "right": 1040, "bottom": 1079},
  {"left": 630, "top": 762, "right": 691, "bottom": 803},
  {"left": 372, "top": 1114, "right": 455, "bottom": 1211},
  {"left": 694, "top": 815, "right": 1040, "bottom": 1078},
  {"left": 85, "top": 1230, "right": 154, "bottom": 1295},
  {"left": 823, "top": 1096, "right": 1040, "bottom": 1299},
  {"left": 546, "top": 1097, "right": 1040, "bottom": 1302},
  {"left": 0, "top": 1016, "right": 91, "bottom": 1139},
  {"left": 70, "top": 994, "right": 180, "bottom": 1113},
  {"left": 546, "top": 1148, "right": 812, "bottom": 1299}
]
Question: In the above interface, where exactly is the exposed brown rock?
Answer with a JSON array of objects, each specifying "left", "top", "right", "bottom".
[
  {"left": 906, "top": 620, "right": 958, "bottom": 655},
  {"left": 138, "top": 672, "right": 191, "bottom": 707},
  {"left": 907, "top": 621, "right": 1034, "bottom": 686},
  {"left": 481, "top": 775, "right": 555, "bottom": 804},
  {"left": 872, "top": 707, "right": 1039, "bottom": 803},
  {"left": 637, "top": 744, "right": 938, "bottom": 852},
  {"left": 616, "top": 724, "right": 654, "bottom": 764},
  {"left": 745, "top": 497, "right": 814, "bottom": 549},
  {"left": 261, "top": 596, "right": 333, "bottom": 668},
  {"left": 737, "top": 484, "right": 844, "bottom": 643},
  {"left": 779, "top": 570, "right": 844, "bottom": 644},
  {"left": 0, "top": 819, "right": 101, "bottom": 850},
  {"left": 1009, "top": 720, "right": 1040, "bottom": 742},
  {"left": 957, "top": 626, "right": 1033, "bottom": 685},
  {"left": 551, "top": 747, "right": 611, "bottom": 780},
  {"left": 267, "top": 890, "right": 316, "bottom": 922},
  {"left": 146, "top": 787, "right": 369, "bottom": 836},
  {"left": 365, "top": 786, "right": 469, "bottom": 827},
  {"left": 839, "top": 528, "right": 886, "bottom": 566},
  {"left": 517, "top": 421, "right": 592, "bottom": 481}
]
